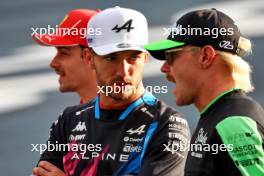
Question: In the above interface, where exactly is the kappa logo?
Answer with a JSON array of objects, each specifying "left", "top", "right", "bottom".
[
  {"left": 126, "top": 125, "right": 146, "bottom": 135},
  {"left": 112, "top": 19, "right": 134, "bottom": 33},
  {"left": 72, "top": 121, "right": 87, "bottom": 132},
  {"left": 219, "top": 40, "right": 234, "bottom": 50}
]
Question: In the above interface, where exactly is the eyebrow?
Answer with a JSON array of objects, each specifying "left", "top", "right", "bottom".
[
  {"left": 129, "top": 51, "right": 142, "bottom": 55},
  {"left": 57, "top": 47, "right": 70, "bottom": 51},
  {"left": 102, "top": 53, "right": 115, "bottom": 58}
]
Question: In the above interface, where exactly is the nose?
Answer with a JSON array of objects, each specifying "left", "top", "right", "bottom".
[
  {"left": 161, "top": 61, "right": 175, "bottom": 83},
  {"left": 50, "top": 55, "right": 59, "bottom": 69},
  {"left": 160, "top": 61, "right": 170, "bottom": 74},
  {"left": 117, "top": 59, "right": 131, "bottom": 78}
]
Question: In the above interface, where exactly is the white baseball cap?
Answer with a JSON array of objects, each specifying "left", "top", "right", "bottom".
[{"left": 87, "top": 6, "right": 148, "bottom": 55}]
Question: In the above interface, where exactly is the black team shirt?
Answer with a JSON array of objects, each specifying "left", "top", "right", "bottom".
[{"left": 39, "top": 92, "right": 191, "bottom": 176}]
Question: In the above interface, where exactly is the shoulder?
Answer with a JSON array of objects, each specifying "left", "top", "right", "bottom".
[
  {"left": 155, "top": 99, "right": 188, "bottom": 127},
  {"left": 55, "top": 100, "right": 95, "bottom": 124},
  {"left": 146, "top": 98, "right": 191, "bottom": 144},
  {"left": 216, "top": 116, "right": 263, "bottom": 140},
  {"left": 213, "top": 91, "right": 264, "bottom": 125}
]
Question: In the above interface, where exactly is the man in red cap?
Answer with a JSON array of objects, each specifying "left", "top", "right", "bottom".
[
  {"left": 32, "top": 9, "right": 99, "bottom": 103},
  {"left": 32, "top": 9, "right": 99, "bottom": 176}
]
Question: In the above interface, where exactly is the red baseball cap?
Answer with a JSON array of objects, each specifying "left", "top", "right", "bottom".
[{"left": 32, "top": 9, "right": 98, "bottom": 47}]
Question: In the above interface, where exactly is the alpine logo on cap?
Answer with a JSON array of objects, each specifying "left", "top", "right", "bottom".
[{"left": 112, "top": 19, "right": 134, "bottom": 33}]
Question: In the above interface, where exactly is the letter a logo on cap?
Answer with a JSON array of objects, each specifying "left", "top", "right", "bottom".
[{"left": 112, "top": 19, "right": 135, "bottom": 33}]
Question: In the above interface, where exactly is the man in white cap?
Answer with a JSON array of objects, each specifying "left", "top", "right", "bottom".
[{"left": 33, "top": 7, "right": 190, "bottom": 176}]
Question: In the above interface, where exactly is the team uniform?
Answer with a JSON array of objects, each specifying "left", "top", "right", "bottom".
[
  {"left": 185, "top": 89, "right": 264, "bottom": 176},
  {"left": 40, "top": 92, "right": 190, "bottom": 176}
]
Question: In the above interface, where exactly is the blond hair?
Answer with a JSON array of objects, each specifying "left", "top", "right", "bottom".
[{"left": 216, "top": 37, "right": 254, "bottom": 92}]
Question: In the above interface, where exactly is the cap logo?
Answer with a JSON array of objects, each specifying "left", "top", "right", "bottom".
[
  {"left": 112, "top": 19, "right": 134, "bottom": 33},
  {"left": 219, "top": 40, "right": 234, "bottom": 50},
  {"left": 117, "top": 43, "right": 133, "bottom": 48}
]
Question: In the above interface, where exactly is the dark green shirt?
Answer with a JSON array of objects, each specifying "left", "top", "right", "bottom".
[{"left": 185, "top": 89, "right": 264, "bottom": 176}]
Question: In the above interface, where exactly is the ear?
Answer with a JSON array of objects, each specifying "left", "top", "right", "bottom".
[
  {"left": 198, "top": 45, "right": 216, "bottom": 69},
  {"left": 144, "top": 52, "right": 149, "bottom": 63},
  {"left": 83, "top": 48, "right": 96, "bottom": 70}
]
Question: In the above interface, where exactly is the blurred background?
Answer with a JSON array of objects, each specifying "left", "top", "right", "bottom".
[{"left": 1, "top": 0, "right": 264, "bottom": 175}]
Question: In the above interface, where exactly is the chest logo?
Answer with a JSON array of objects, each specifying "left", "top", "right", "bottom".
[
  {"left": 195, "top": 128, "right": 208, "bottom": 144},
  {"left": 72, "top": 121, "right": 87, "bottom": 132},
  {"left": 126, "top": 124, "right": 146, "bottom": 135}
]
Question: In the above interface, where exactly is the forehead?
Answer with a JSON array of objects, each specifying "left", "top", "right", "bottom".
[
  {"left": 103, "top": 50, "right": 144, "bottom": 57},
  {"left": 55, "top": 46, "right": 80, "bottom": 51}
]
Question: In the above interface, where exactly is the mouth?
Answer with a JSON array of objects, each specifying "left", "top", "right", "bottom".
[
  {"left": 167, "top": 76, "right": 175, "bottom": 83},
  {"left": 54, "top": 70, "right": 66, "bottom": 83},
  {"left": 113, "top": 82, "right": 131, "bottom": 87},
  {"left": 55, "top": 69, "right": 65, "bottom": 76}
]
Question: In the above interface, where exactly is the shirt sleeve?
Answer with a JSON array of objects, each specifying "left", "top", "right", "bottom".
[
  {"left": 216, "top": 116, "right": 264, "bottom": 176},
  {"left": 139, "top": 111, "right": 191, "bottom": 176},
  {"left": 38, "top": 113, "right": 66, "bottom": 171}
]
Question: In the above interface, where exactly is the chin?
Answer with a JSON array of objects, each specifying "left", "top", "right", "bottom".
[
  {"left": 176, "top": 97, "right": 192, "bottom": 106},
  {"left": 110, "top": 92, "right": 133, "bottom": 101},
  {"left": 59, "top": 85, "right": 75, "bottom": 93},
  {"left": 167, "top": 77, "right": 175, "bottom": 83}
]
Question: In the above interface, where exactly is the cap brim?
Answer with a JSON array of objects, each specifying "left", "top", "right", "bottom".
[
  {"left": 32, "top": 34, "right": 79, "bottom": 47},
  {"left": 92, "top": 43, "right": 148, "bottom": 56},
  {"left": 144, "top": 39, "right": 185, "bottom": 60}
]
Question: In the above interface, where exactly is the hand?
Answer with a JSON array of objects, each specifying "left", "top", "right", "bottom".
[{"left": 32, "top": 161, "right": 66, "bottom": 176}]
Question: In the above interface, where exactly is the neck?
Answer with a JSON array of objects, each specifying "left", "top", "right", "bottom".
[
  {"left": 77, "top": 85, "right": 98, "bottom": 103},
  {"left": 99, "top": 83, "right": 144, "bottom": 108},
  {"left": 194, "top": 77, "right": 235, "bottom": 112}
]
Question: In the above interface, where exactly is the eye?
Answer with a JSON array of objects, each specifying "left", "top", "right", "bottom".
[
  {"left": 104, "top": 57, "right": 114, "bottom": 61},
  {"left": 61, "top": 51, "right": 68, "bottom": 55},
  {"left": 58, "top": 50, "right": 69, "bottom": 56},
  {"left": 129, "top": 54, "right": 141, "bottom": 61},
  {"left": 104, "top": 56, "right": 115, "bottom": 61},
  {"left": 172, "top": 52, "right": 181, "bottom": 58}
]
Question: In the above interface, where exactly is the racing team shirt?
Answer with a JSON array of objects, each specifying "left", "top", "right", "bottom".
[
  {"left": 39, "top": 92, "right": 190, "bottom": 176},
  {"left": 185, "top": 88, "right": 264, "bottom": 176}
]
